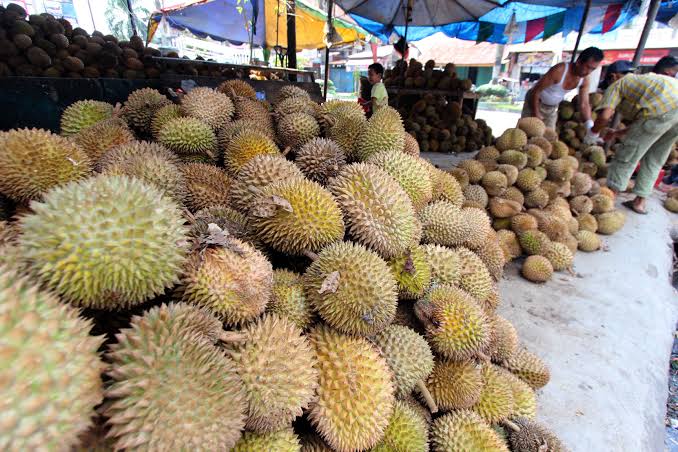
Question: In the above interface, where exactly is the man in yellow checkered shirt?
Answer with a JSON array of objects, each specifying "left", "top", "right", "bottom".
[{"left": 585, "top": 72, "right": 678, "bottom": 214}]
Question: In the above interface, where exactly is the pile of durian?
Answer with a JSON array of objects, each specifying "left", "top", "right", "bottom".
[
  {"left": 384, "top": 58, "right": 473, "bottom": 92},
  {"left": 448, "top": 116, "right": 626, "bottom": 284},
  {"left": 0, "top": 81, "right": 564, "bottom": 451}
]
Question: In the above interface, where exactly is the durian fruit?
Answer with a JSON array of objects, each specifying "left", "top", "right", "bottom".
[
  {"left": 489, "top": 197, "right": 521, "bottom": 218},
  {"left": 303, "top": 241, "right": 397, "bottom": 336},
  {"left": 502, "top": 370, "right": 537, "bottom": 419},
  {"left": 277, "top": 112, "right": 320, "bottom": 149},
  {"left": 105, "top": 304, "right": 247, "bottom": 451},
  {"left": 422, "top": 244, "right": 461, "bottom": 286},
  {"left": 371, "top": 400, "right": 429, "bottom": 452},
  {"left": 488, "top": 315, "right": 519, "bottom": 363},
  {"left": 482, "top": 171, "right": 508, "bottom": 197},
  {"left": 545, "top": 158, "right": 573, "bottom": 182},
  {"left": 403, "top": 132, "right": 421, "bottom": 157},
  {"left": 151, "top": 103, "right": 184, "bottom": 139},
  {"left": 19, "top": 175, "right": 188, "bottom": 309},
  {"left": 456, "top": 247, "right": 494, "bottom": 303},
  {"left": 463, "top": 184, "right": 489, "bottom": 209},
  {"left": 308, "top": 325, "right": 395, "bottom": 452},
  {"left": 542, "top": 242, "right": 574, "bottom": 271},
  {"left": 496, "top": 128, "right": 528, "bottom": 152},
  {"left": 497, "top": 230, "right": 522, "bottom": 261},
  {"left": 98, "top": 141, "right": 186, "bottom": 204},
  {"left": 180, "top": 163, "right": 232, "bottom": 212},
  {"left": 228, "top": 154, "right": 303, "bottom": 213},
  {"left": 517, "top": 117, "right": 545, "bottom": 138},
  {"left": 224, "top": 130, "right": 280, "bottom": 176},
  {"left": 388, "top": 246, "right": 433, "bottom": 299},
  {"left": 503, "top": 348, "right": 550, "bottom": 389},
  {"left": 550, "top": 140, "right": 569, "bottom": 159},
  {"left": 371, "top": 325, "right": 434, "bottom": 399},
  {"left": 326, "top": 111, "right": 366, "bottom": 160},
  {"left": 461, "top": 207, "right": 494, "bottom": 250},
  {"left": 473, "top": 364, "right": 515, "bottom": 424},
  {"left": 249, "top": 178, "right": 345, "bottom": 255},
  {"left": 219, "top": 118, "right": 272, "bottom": 153},
  {"left": 233, "top": 98, "right": 275, "bottom": 135},
  {"left": 329, "top": 163, "right": 417, "bottom": 259},
  {"left": 529, "top": 136, "right": 553, "bottom": 157},
  {"left": 506, "top": 417, "right": 566, "bottom": 452},
  {"left": 569, "top": 195, "right": 593, "bottom": 215},
  {"left": 300, "top": 434, "right": 333, "bottom": 452},
  {"left": 497, "top": 164, "right": 519, "bottom": 186},
  {"left": 275, "top": 96, "right": 317, "bottom": 118},
  {"left": 518, "top": 230, "right": 551, "bottom": 255},
  {"left": 267, "top": 269, "right": 314, "bottom": 330},
  {"left": 419, "top": 201, "right": 469, "bottom": 247},
  {"left": 277, "top": 85, "right": 311, "bottom": 103},
  {"left": 431, "top": 168, "right": 464, "bottom": 207},
  {"left": 458, "top": 160, "right": 486, "bottom": 184},
  {"left": 588, "top": 146, "right": 607, "bottom": 167},
  {"left": 475, "top": 234, "right": 506, "bottom": 281},
  {"left": 590, "top": 193, "right": 614, "bottom": 214},
  {"left": 296, "top": 137, "right": 346, "bottom": 185},
  {"left": 524, "top": 144, "right": 545, "bottom": 168},
  {"left": 571, "top": 172, "right": 593, "bottom": 196},
  {"left": 60, "top": 99, "right": 113, "bottom": 136},
  {"left": 0, "top": 266, "right": 105, "bottom": 451},
  {"left": 477, "top": 146, "right": 501, "bottom": 161},
  {"left": 516, "top": 168, "right": 542, "bottom": 192},
  {"left": 218, "top": 79, "right": 257, "bottom": 100},
  {"left": 498, "top": 150, "right": 528, "bottom": 169},
  {"left": 74, "top": 117, "right": 135, "bottom": 162},
  {"left": 521, "top": 255, "right": 553, "bottom": 283},
  {"left": 181, "top": 86, "right": 234, "bottom": 130},
  {"left": 189, "top": 205, "right": 258, "bottom": 247},
  {"left": 596, "top": 210, "right": 625, "bottom": 235},
  {"left": 664, "top": 197, "right": 678, "bottom": 213},
  {"left": 426, "top": 359, "right": 483, "bottom": 411},
  {"left": 122, "top": 87, "right": 171, "bottom": 134},
  {"left": 543, "top": 128, "right": 559, "bottom": 142},
  {"left": 232, "top": 429, "right": 301, "bottom": 452},
  {"left": 430, "top": 410, "right": 509, "bottom": 452},
  {"left": 177, "top": 234, "right": 272, "bottom": 325},
  {"left": 502, "top": 186, "right": 525, "bottom": 205},
  {"left": 368, "top": 150, "right": 433, "bottom": 210},
  {"left": 448, "top": 167, "right": 470, "bottom": 189},
  {"left": 226, "top": 315, "right": 318, "bottom": 432},
  {"left": 512, "top": 214, "right": 538, "bottom": 234},
  {"left": 416, "top": 284, "right": 491, "bottom": 361},
  {"left": 158, "top": 117, "right": 218, "bottom": 159},
  {"left": 0, "top": 128, "right": 91, "bottom": 202},
  {"left": 524, "top": 187, "right": 550, "bottom": 209},
  {"left": 355, "top": 106, "right": 405, "bottom": 161}
]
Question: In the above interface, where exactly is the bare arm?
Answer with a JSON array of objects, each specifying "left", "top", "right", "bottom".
[
  {"left": 591, "top": 107, "right": 614, "bottom": 134},
  {"left": 530, "top": 63, "right": 564, "bottom": 119},
  {"left": 578, "top": 78, "right": 592, "bottom": 123}
]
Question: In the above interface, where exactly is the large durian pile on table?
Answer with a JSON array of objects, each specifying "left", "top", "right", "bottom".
[
  {"left": 0, "top": 81, "right": 565, "bottom": 451},
  {"left": 447, "top": 115, "right": 627, "bottom": 284}
]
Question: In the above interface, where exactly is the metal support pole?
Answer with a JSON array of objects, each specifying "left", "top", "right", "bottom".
[
  {"left": 323, "top": 0, "right": 334, "bottom": 100},
  {"left": 127, "top": 0, "right": 138, "bottom": 36},
  {"left": 571, "top": 0, "right": 592, "bottom": 63},
  {"left": 632, "top": 0, "right": 661, "bottom": 67},
  {"left": 287, "top": 0, "right": 297, "bottom": 73}
]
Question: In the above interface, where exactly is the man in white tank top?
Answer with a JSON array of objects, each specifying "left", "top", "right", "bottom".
[{"left": 521, "top": 47, "right": 604, "bottom": 130}]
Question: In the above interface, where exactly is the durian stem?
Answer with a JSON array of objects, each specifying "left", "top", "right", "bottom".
[
  {"left": 219, "top": 331, "right": 248, "bottom": 343},
  {"left": 302, "top": 249, "right": 319, "bottom": 261},
  {"left": 282, "top": 146, "right": 292, "bottom": 156},
  {"left": 538, "top": 442, "right": 549, "bottom": 452},
  {"left": 416, "top": 380, "right": 438, "bottom": 414},
  {"left": 503, "top": 420, "right": 521, "bottom": 432},
  {"left": 476, "top": 351, "right": 491, "bottom": 362}
]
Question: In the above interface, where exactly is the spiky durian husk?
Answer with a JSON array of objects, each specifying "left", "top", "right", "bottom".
[
  {"left": 180, "top": 163, "right": 232, "bottom": 212},
  {"left": 506, "top": 417, "right": 566, "bottom": 452},
  {"left": 503, "top": 347, "right": 551, "bottom": 389},
  {"left": 226, "top": 314, "right": 318, "bottom": 432},
  {"left": 295, "top": 137, "right": 346, "bottom": 185},
  {"left": 74, "top": 117, "right": 135, "bottom": 162},
  {"left": 276, "top": 85, "right": 311, "bottom": 103},
  {"left": 427, "top": 359, "right": 483, "bottom": 412},
  {"left": 308, "top": 325, "right": 395, "bottom": 452},
  {"left": 419, "top": 201, "right": 469, "bottom": 247},
  {"left": 0, "top": 128, "right": 91, "bottom": 202},
  {"left": 60, "top": 99, "right": 113, "bottom": 136},
  {"left": 475, "top": 233, "right": 507, "bottom": 281},
  {"left": 472, "top": 364, "right": 515, "bottom": 424},
  {"left": 180, "top": 87, "right": 234, "bottom": 130},
  {"left": 122, "top": 88, "right": 171, "bottom": 133},
  {"left": 19, "top": 175, "right": 188, "bottom": 309},
  {"left": 421, "top": 244, "right": 461, "bottom": 287},
  {"left": 228, "top": 154, "right": 303, "bottom": 213},
  {"left": 371, "top": 400, "right": 429, "bottom": 452},
  {"left": 355, "top": 106, "right": 405, "bottom": 161},
  {"left": 326, "top": 113, "right": 366, "bottom": 160},
  {"left": 456, "top": 247, "right": 494, "bottom": 304},
  {"left": 218, "top": 118, "right": 268, "bottom": 154},
  {"left": 595, "top": 210, "right": 625, "bottom": 235},
  {"left": 158, "top": 116, "right": 218, "bottom": 159},
  {"left": 98, "top": 141, "right": 186, "bottom": 204},
  {"left": 0, "top": 266, "right": 105, "bottom": 451},
  {"left": 224, "top": 130, "right": 279, "bottom": 176},
  {"left": 402, "top": 132, "right": 421, "bottom": 157},
  {"left": 500, "top": 368, "right": 538, "bottom": 419},
  {"left": 249, "top": 178, "right": 345, "bottom": 255},
  {"left": 233, "top": 98, "right": 274, "bottom": 133},
  {"left": 177, "top": 239, "right": 272, "bottom": 326},
  {"left": 388, "top": 246, "right": 432, "bottom": 299},
  {"left": 232, "top": 429, "right": 301, "bottom": 452},
  {"left": 218, "top": 79, "right": 257, "bottom": 100},
  {"left": 190, "top": 205, "right": 260, "bottom": 248},
  {"left": 430, "top": 410, "right": 509, "bottom": 452},
  {"left": 274, "top": 96, "right": 317, "bottom": 118},
  {"left": 277, "top": 112, "right": 320, "bottom": 149},
  {"left": 488, "top": 315, "right": 518, "bottom": 363},
  {"left": 150, "top": 104, "right": 184, "bottom": 140},
  {"left": 318, "top": 99, "right": 365, "bottom": 131},
  {"left": 368, "top": 150, "right": 433, "bottom": 210},
  {"left": 329, "top": 163, "right": 417, "bottom": 259},
  {"left": 304, "top": 241, "right": 397, "bottom": 336},
  {"left": 521, "top": 255, "right": 554, "bottom": 283},
  {"left": 266, "top": 269, "right": 314, "bottom": 330},
  {"left": 416, "top": 284, "right": 491, "bottom": 361},
  {"left": 300, "top": 434, "right": 334, "bottom": 452},
  {"left": 104, "top": 303, "right": 247, "bottom": 451},
  {"left": 430, "top": 167, "right": 464, "bottom": 207},
  {"left": 463, "top": 184, "right": 489, "bottom": 209}
]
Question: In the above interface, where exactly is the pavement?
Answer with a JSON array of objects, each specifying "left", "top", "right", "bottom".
[
  {"left": 422, "top": 150, "right": 678, "bottom": 452},
  {"left": 475, "top": 109, "right": 522, "bottom": 138}
]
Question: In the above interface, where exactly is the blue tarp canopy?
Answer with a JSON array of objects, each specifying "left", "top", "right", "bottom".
[
  {"left": 656, "top": 1, "right": 678, "bottom": 24},
  {"left": 342, "top": 0, "right": 640, "bottom": 43}
]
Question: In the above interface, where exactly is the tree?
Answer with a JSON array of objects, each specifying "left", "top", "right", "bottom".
[{"left": 105, "top": 0, "right": 151, "bottom": 41}]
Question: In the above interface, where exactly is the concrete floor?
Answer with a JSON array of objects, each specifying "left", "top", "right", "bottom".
[
  {"left": 475, "top": 109, "right": 522, "bottom": 137},
  {"left": 498, "top": 193, "right": 677, "bottom": 452}
]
